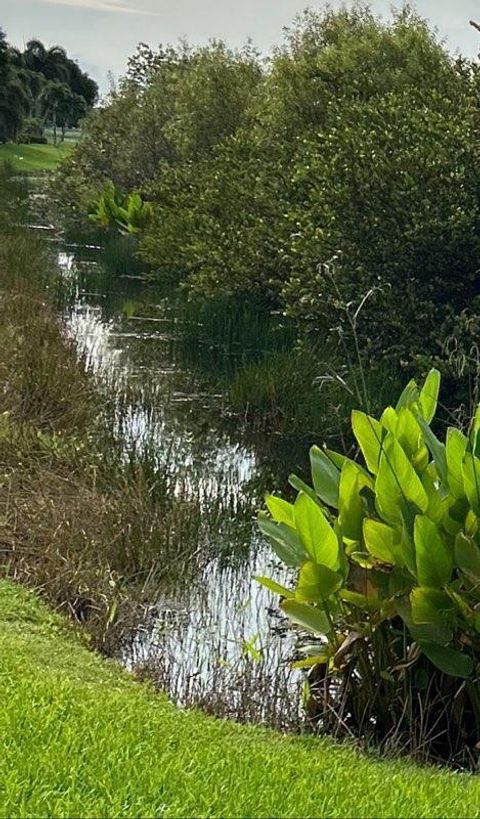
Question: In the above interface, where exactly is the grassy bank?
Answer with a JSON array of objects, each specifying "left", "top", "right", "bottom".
[
  {"left": 0, "top": 267, "right": 201, "bottom": 649},
  {"left": 0, "top": 141, "right": 75, "bottom": 172},
  {"left": 0, "top": 167, "right": 202, "bottom": 650},
  {"left": 1, "top": 579, "right": 480, "bottom": 819}
]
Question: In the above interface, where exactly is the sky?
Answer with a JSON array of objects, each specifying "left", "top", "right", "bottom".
[{"left": 2, "top": 0, "right": 480, "bottom": 94}]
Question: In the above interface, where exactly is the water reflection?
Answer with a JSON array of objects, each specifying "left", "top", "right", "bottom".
[{"left": 59, "top": 248, "right": 306, "bottom": 729}]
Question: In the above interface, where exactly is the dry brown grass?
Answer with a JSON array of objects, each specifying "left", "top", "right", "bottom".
[{"left": 0, "top": 225, "right": 201, "bottom": 651}]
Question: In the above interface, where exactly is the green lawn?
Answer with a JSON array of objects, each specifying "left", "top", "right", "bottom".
[
  {"left": 0, "top": 141, "right": 74, "bottom": 172},
  {"left": 1, "top": 581, "right": 480, "bottom": 818}
]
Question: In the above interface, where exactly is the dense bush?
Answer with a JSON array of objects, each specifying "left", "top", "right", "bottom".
[
  {"left": 283, "top": 77, "right": 480, "bottom": 365},
  {"left": 258, "top": 369, "right": 480, "bottom": 766},
  {"left": 56, "top": 5, "right": 480, "bottom": 399},
  {"left": 56, "top": 41, "right": 262, "bottom": 214},
  {"left": 16, "top": 116, "right": 46, "bottom": 144}
]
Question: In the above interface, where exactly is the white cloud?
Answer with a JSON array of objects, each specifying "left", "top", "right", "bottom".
[{"left": 35, "top": 0, "right": 157, "bottom": 14}]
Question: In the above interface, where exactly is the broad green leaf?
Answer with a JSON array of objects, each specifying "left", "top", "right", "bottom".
[
  {"left": 324, "top": 449, "right": 347, "bottom": 470},
  {"left": 446, "top": 428, "right": 467, "bottom": 499},
  {"left": 363, "top": 518, "right": 401, "bottom": 565},
  {"left": 325, "top": 449, "right": 371, "bottom": 480},
  {"left": 265, "top": 495, "right": 295, "bottom": 527},
  {"left": 465, "top": 509, "right": 479, "bottom": 538},
  {"left": 399, "top": 526, "right": 417, "bottom": 576},
  {"left": 294, "top": 492, "right": 339, "bottom": 569},
  {"left": 296, "top": 561, "right": 343, "bottom": 603},
  {"left": 447, "top": 588, "right": 475, "bottom": 624},
  {"left": 443, "top": 496, "right": 469, "bottom": 536},
  {"left": 410, "top": 622, "right": 453, "bottom": 645},
  {"left": 419, "top": 368, "right": 441, "bottom": 424},
  {"left": 309, "top": 445, "right": 340, "bottom": 508},
  {"left": 351, "top": 410, "right": 384, "bottom": 474},
  {"left": 338, "top": 460, "right": 370, "bottom": 542},
  {"left": 288, "top": 473, "right": 323, "bottom": 508},
  {"left": 396, "top": 596, "right": 452, "bottom": 645},
  {"left": 339, "top": 588, "right": 381, "bottom": 610},
  {"left": 410, "top": 586, "right": 455, "bottom": 628},
  {"left": 258, "top": 513, "right": 306, "bottom": 567},
  {"left": 388, "top": 567, "right": 414, "bottom": 596},
  {"left": 396, "top": 378, "right": 420, "bottom": 412},
  {"left": 281, "top": 599, "right": 331, "bottom": 635},
  {"left": 462, "top": 452, "right": 480, "bottom": 516},
  {"left": 395, "top": 408, "right": 423, "bottom": 459},
  {"left": 421, "top": 465, "right": 445, "bottom": 523},
  {"left": 255, "top": 576, "right": 295, "bottom": 598},
  {"left": 375, "top": 434, "right": 428, "bottom": 526},
  {"left": 419, "top": 642, "right": 473, "bottom": 678},
  {"left": 417, "top": 416, "right": 448, "bottom": 486},
  {"left": 380, "top": 406, "right": 398, "bottom": 435},
  {"left": 414, "top": 516, "right": 452, "bottom": 588},
  {"left": 454, "top": 532, "right": 480, "bottom": 581}
]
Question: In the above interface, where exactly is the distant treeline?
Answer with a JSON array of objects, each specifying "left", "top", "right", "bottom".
[
  {"left": 0, "top": 28, "right": 98, "bottom": 144},
  {"left": 57, "top": 5, "right": 480, "bottom": 403}
]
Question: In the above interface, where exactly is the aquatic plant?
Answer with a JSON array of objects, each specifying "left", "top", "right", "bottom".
[
  {"left": 89, "top": 180, "right": 153, "bottom": 236},
  {"left": 258, "top": 369, "right": 480, "bottom": 766}
]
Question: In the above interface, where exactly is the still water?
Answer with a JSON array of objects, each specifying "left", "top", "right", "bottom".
[{"left": 57, "top": 242, "right": 315, "bottom": 730}]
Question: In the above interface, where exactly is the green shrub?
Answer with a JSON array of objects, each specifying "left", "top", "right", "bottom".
[
  {"left": 17, "top": 117, "right": 47, "bottom": 144},
  {"left": 258, "top": 369, "right": 480, "bottom": 766}
]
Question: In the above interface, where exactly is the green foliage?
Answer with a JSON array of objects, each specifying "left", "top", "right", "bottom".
[
  {"left": 258, "top": 369, "right": 480, "bottom": 764},
  {"left": 89, "top": 180, "right": 153, "bottom": 235},
  {"left": 55, "top": 7, "right": 480, "bottom": 413},
  {"left": 129, "top": 6, "right": 480, "bottom": 386},
  {"left": 16, "top": 116, "right": 46, "bottom": 144},
  {"left": 56, "top": 40, "right": 261, "bottom": 225},
  {"left": 282, "top": 76, "right": 480, "bottom": 366},
  {"left": 0, "top": 28, "right": 96, "bottom": 145}
]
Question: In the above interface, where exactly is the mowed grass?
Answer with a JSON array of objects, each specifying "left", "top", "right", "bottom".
[
  {"left": 1, "top": 581, "right": 480, "bottom": 818},
  {"left": 0, "top": 141, "right": 74, "bottom": 171}
]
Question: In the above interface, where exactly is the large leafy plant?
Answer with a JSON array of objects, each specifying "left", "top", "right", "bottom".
[
  {"left": 258, "top": 369, "right": 480, "bottom": 763},
  {"left": 89, "top": 181, "right": 153, "bottom": 236}
]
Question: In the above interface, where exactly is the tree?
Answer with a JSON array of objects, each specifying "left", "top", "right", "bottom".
[
  {"left": 23, "top": 40, "right": 70, "bottom": 83},
  {"left": 57, "top": 39, "right": 262, "bottom": 210},
  {"left": 0, "top": 33, "right": 99, "bottom": 143},
  {"left": 0, "top": 29, "right": 32, "bottom": 142},
  {"left": 165, "top": 40, "right": 262, "bottom": 159},
  {"left": 58, "top": 5, "right": 480, "bottom": 388},
  {"left": 59, "top": 92, "right": 87, "bottom": 141},
  {"left": 39, "top": 80, "right": 73, "bottom": 145}
]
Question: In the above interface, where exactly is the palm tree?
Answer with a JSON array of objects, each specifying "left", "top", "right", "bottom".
[
  {"left": 39, "top": 80, "right": 72, "bottom": 145},
  {"left": 59, "top": 92, "right": 87, "bottom": 141},
  {"left": 24, "top": 40, "right": 70, "bottom": 84},
  {"left": 0, "top": 32, "right": 32, "bottom": 140}
]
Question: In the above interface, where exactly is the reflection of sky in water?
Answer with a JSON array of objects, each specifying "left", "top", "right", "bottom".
[
  {"left": 60, "top": 249, "right": 303, "bottom": 728},
  {"left": 128, "top": 540, "right": 302, "bottom": 729}
]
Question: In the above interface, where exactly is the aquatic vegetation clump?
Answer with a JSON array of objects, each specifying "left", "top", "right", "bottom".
[
  {"left": 89, "top": 180, "right": 153, "bottom": 235},
  {"left": 259, "top": 369, "right": 480, "bottom": 767}
]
